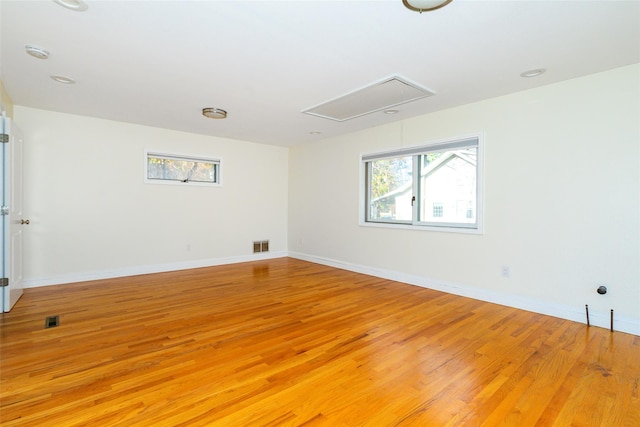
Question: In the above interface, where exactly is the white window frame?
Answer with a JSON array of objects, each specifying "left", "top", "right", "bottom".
[
  {"left": 359, "top": 134, "right": 484, "bottom": 234},
  {"left": 144, "top": 150, "right": 222, "bottom": 187}
]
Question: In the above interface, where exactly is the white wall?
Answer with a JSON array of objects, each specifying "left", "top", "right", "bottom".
[
  {"left": 289, "top": 64, "right": 640, "bottom": 334},
  {"left": 16, "top": 106, "right": 289, "bottom": 285},
  {"left": 14, "top": 65, "right": 640, "bottom": 334}
]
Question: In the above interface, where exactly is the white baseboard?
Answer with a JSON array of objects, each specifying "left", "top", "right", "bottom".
[
  {"left": 23, "top": 251, "right": 288, "bottom": 289},
  {"left": 23, "top": 250, "right": 639, "bottom": 336},
  {"left": 288, "top": 251, "right": 640, "bottom": 336}
]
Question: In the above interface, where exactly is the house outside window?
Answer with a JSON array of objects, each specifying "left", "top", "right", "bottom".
[
  {"left": 362, "top": 135, "right": 482, "bottom": 232},
  {"left": 433, "top": 202, "right": 444, "bottom": 218}
]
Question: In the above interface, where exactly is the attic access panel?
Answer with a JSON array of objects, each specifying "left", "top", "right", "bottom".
[{"left": 302, "top": 75, "right": 435, "bottom": 122}]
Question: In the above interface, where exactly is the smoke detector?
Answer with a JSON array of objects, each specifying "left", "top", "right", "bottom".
[{"left": 25, "top": 45, "right": 50, "bottom": 60}]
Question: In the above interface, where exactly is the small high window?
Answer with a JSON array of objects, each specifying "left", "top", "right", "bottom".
[{"left": 145, "top": 152, "right": 221, "bottom": 186}]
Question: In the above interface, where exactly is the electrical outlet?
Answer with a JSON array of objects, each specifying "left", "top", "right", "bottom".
[{"left": 501, "top": 265, "right": 510, "bottom": 278}]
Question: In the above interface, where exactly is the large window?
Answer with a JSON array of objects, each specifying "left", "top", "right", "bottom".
[
  {"left": 362, "top": 136, "right": 482, "bottom": 232},
  {"left": 145, "top": 152, "right": 221, "bottom": 186}
]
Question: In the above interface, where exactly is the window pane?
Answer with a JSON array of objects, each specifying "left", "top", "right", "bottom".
[
  {"left": 368, "top": 156, "right": 412, "bottom": 221},
  {"left": 419, "top": 147, "right": 476, "bottom": 224},
  {"left": 362, "top": 136, "right": 481, "bottom": 231},
  {"left": 147, "top": 154, "right": 219, "bottom": 184}
]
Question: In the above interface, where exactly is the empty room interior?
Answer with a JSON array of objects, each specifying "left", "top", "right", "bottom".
[{"left": 1, "top": 1, "right": 639, "bottom": 426}]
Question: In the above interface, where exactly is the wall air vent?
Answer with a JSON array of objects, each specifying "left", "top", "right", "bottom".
[
  {"left": 301, "top": 75, "right": 435, "bottom": 122},
  {"left": 253, "top": 240, "right": 269, "bottom": 253}
]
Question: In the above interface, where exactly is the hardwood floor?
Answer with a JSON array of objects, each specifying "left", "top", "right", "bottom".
[{"left": 1, "top": 258, "right": 638, "bottom": 426}]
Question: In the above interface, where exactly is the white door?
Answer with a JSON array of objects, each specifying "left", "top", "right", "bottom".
[{"left": 2, "top": 117, "right": 25, "bottom": 312}]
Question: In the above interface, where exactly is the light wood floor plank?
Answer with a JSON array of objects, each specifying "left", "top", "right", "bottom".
[{"left": 1, "top": 258, "right": 638, "bottom": 426}]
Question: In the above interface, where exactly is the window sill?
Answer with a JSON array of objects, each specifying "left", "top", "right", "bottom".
[
  {"left": 359, "top": 220, "right": 484, "bottom": 235},
  {"left": 144, "top": 179, "right": 222, "bottom": 188}
]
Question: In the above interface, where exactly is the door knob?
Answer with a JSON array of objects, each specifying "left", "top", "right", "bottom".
[{"left": 20, "top": 219, "right": 30, "bottom": 225}]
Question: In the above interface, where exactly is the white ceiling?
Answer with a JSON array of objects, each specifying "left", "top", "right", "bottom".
[{"left": 1, "top": 0, "right": 639, "bottom": 147}]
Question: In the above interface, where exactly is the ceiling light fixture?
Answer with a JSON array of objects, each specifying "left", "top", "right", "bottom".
[
  {"left": 53, "top": 0, "right": 88, "bottom": 11},
  {"left": 402, "top": 0, "right": 453, "bottom": 13},
  {"left": 384, "top": 109, "right": 399, "bottom": 115},
  {"left": 202, "top": 108, "right": 227, "bottom": 119},
  {"left": 520, "top": 68, "right": 546, "bottom": 78},
  {"left": 50, "top": 75, "right": 76, "bottom": 84},
  {"left": 25, "top": 45, "right": 50, "bottom": 60}
]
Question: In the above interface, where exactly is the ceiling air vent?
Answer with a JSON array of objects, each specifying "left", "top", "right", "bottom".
[{"left": 302, "top": 75, "right": 435, "bottom": 122}]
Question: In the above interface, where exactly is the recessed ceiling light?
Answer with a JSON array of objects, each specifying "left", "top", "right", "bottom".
[
  {"left": 309, "top": 131, "right": 322, "bottom": 135},
  {"left": 50, "top": 75, "right": 75, "bottom": 84},
  {"left": 202, "top": 108, "right": 227, "bottom": 119},
  {"left": 520, "top": 68, "right": 546, "bottom": 78},
  {"left": 384, "top": 109, "right": 399, "bottom": 114},
  {"left": 25, "top": 45, "right": 49, "bottom": 60},
  {"left": 53, "top": 0, "right": 88, "bottom": 11}
]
